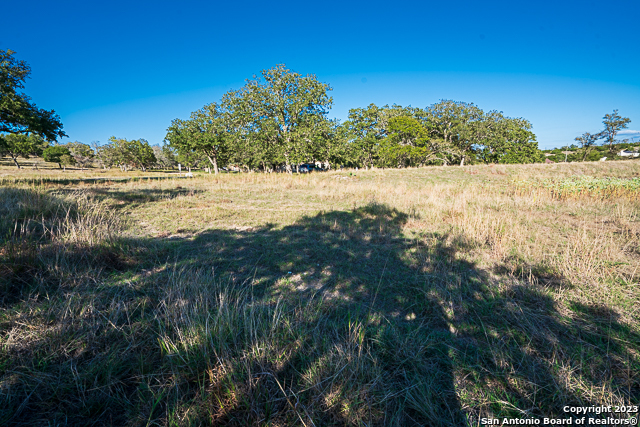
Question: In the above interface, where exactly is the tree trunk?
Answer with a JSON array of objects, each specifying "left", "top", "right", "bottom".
[
  {"left": 460, "top": 156, "right": 465, "bottom": 167},
  {"left": 10, "top": 154, "right": 21, "bottom": 168},
  {"left": 205, "top": 155, "right": 218, "bottom": 174},
  {"left": 284, "top": 153, "right": 292, "bottom": 174}
]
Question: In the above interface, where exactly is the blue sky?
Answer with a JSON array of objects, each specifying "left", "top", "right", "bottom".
[{"left": 2, "top": 0, "right": 639, "bottom": 149}]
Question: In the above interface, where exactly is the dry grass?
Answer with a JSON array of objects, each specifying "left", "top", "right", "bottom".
[{"left": 1, "top": 160, "right": 639, "bottom": 425}]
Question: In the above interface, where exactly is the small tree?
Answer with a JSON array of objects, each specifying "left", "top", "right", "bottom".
[
  {"left": 66, "top": 142, "right": 95, "bottom": 170},
  {"left": 105, "top": 137, "right": 156, "bottom": 171},
  {"left": 43, "top": 145, "right": 73, "bottom": 169},
  {"left": 575, "top": 131, "right": 604, "bottom": 161},
  {"left": 0, "top": 133, "right": 48, "bottom": 168},
  {"left": 165, "top": 103, "right": 230, "bottom": 174},
  {"left": 127, "top": 139, "right": 156, "bottom": 171},
  {"left": 602, "top": 110, "right": 631, "bottom": 152}
]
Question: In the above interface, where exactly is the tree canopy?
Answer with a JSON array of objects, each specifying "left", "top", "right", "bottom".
[
  {"left": 339, "top": 101, "right": 542, "bottom": 168},
  {"left": 0, "top": 60, "right": 554, "bottom": 172},
  {"left": 0, "top": 133, "right": 48, "bottom": 168},
  {"left": 96, "top": 137, "right": 156, "bottom": 171},
  {"left": 165, "top": 103, "right": 230, "bottom": 174},
  {"left": 221, "top": 64, "right": 333, "bottom": 172},
  {"left": 602, "top": 110, "right": 631, "bottom": 152},
  {"left": 43, "top": 145, "right": 74, "bottom": 169},
  {"left": 0, "top": 49, "right": 66, "bottom": 142}
]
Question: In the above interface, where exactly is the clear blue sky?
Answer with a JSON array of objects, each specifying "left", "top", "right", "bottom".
[{"left": 3, "top": 0, "right": 639, "bottom": 149}]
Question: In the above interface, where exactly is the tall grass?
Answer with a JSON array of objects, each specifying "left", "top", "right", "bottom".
[
  {"left": 513, "top": 176, "right": 640, "bottom": 201},
  {"left": 1, "top": 162, "right": 639, "bottom": 425}
]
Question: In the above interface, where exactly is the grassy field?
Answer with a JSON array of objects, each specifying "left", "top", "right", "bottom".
[{"left": 1, "top": 161, "right": 639, "bottom": 426}]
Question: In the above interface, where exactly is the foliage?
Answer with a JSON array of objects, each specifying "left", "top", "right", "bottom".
[
  {"left": 378, "top": 116, "right": 449, "bottom": 167},
  {"left": 222, "top": 64, "right": 333, "bottom": 172},
  {"left": 42, "top": 145, "right": 74, "bottom": 168},
  {"left": 0, "top": 133, "right": 48, "bottom": 168},
  {"left": 0, "top": 49, "right": 66, "bottom": 141},
  {"left": 97, "top": 137, "right": 156, "bottom": 171},
  {"left": 602, "top": 110, "right": 631, "bottom": 151},
  {"left": 426, "top": 100, "right": 482, "bottom": 166},
  {"left": 575, "top": 131, "right": 604, "bottom": 161},
  {"left": 65, "top": 141, "right": 94, "bottom": 169},
  {"left": 474, "top": 115, "right": 543, "bottom": 164},
  {"left": 165, "top": 103, "right": 230, "bottom": 174},
  {"left": 175, "top": 146, "right": 206, "bottom": 170}
]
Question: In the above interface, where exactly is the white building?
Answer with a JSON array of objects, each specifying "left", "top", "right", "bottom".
[{"left": 617, "top": 150, "right": 639, "bottom": 158}]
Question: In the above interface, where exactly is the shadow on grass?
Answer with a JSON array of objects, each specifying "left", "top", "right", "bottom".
[{"left": 1, "top": 196, "right": 638, "bottom": 425}]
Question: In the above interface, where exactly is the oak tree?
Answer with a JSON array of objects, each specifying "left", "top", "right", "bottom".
[
  {"left": 1, "top": 49, "right": 66, "bottom": 143},
  {"left": 222, "top": 64, "right": 332, "bottom": 173}
]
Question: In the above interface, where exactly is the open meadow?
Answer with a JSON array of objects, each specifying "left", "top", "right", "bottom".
[{"left": 1, "top": 161, "right": 639, "bottom": 426}]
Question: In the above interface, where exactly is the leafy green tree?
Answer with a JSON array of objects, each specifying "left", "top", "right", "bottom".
[
  {"left": 43, "top": 145, "right": 74, "bottom": 169},
  {"left": 425, "top": 100, "right": 466, "bottom": 150},
  {"left": 574, "top": 131, "right": 604, "bottom": 161},
  {"left": 93, "top": 142, "right": 121, "bottom": 169},
  {"left": 175, "top": 148, "right": 205, "bottom": 172},
  {"left": 378, "top": 116, "right": 449, "bottom": 167},
  {"left": 222, "top": 64, "right": 332, "bottom": 173},
  {"left": 304, "top": 118, "right": 344, "bottom": 170},
  {"left": 343, "top": 104, "right": 418, "bottom": 168},
  {"left": 425, "top": 100, "right": 491, "bottom": 166},
  {"left": 587, "top": 149, "right": 606, "bottom": 162},
  {"left": 0, "top": 49, "right": 66, "bottom": 142},
  {"left": 165, "top": 103, "right": 230, "bottom": 174},
  {"left": 602, "top": 110, "right": 631, "bottom": 152},
  {"left": 457, "top": 108, "right": 509, "bottom": 166},
  {"left": 0, "top": 133, "right": 48, "bottom": 168},
  {"left": 124, "top": 138, "right": 156, "bottom": 172},
  {"left": 102, "top": 137, "right": 156, "bottom": 171},
  {"left": 476, "top": 116, "right": 543, "bottom": 164},
  {"left": 343, "top": 104, "right": 387, "bottom": 169}
]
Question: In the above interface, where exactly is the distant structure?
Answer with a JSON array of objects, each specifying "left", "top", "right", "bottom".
[{"left": 617, "top": 150, "right": 639, "bottom": 158}]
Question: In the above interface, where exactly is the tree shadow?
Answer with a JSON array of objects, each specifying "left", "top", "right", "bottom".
[
  {"left": 46, "top": 186, "right": 206, "bottom": 209},
  {"left": 1, "top": 195, "right": 638, "bottom": 425}
]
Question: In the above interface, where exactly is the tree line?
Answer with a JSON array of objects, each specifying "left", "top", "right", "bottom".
[
  {"left": 3, "top": 48, "right": 634, "bottom": 172},
  {"left": 164, "top": 65, "right": 544, "bottom": 173}
]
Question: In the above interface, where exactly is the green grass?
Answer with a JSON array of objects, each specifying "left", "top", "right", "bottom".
[
  {"left": 514, "top": 176, "right": 640, "bottom": 200},
  {"left": 1, "top": 161, "right": 639, "bottom": 426}
]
